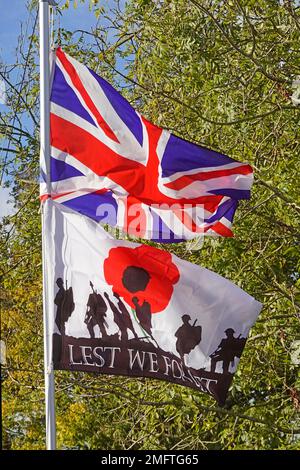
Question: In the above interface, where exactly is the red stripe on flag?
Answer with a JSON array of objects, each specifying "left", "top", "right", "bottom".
[
  {"left": 50, "top": 114, "right": 232, "bottom": 207},
  {"left": 207, "top": 221, "right": 234, "bottom": 237},
  {"left": 40, "top": 194, "right": 51, "bottom": 202},
  {"left": 56, "top": 48, "right": 119, "bottom": 144},
  {"left": 164, "top": 164, "right": 253, "bottom": 191},
  {"left": 174, "top": 209, "right": 204, "bottom": 234},
  {"left": 52, "top": 190, "right": 77, "bottom": 200},
  {"left": 124, "top": 196, "right": 147, "bottom": 239},
  {"left": 50, "top": 113, "right": 141, "bottom": 187}
]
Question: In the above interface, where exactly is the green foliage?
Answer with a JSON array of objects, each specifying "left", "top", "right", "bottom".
[{"left": 1, "top": 0, "right": 300, "bottom": 450}]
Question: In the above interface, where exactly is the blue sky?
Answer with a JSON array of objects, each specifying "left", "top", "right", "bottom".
[
  {"left": 0, "top": 0, "right": 104, "bottom": 117},
  {"left": 0, "top": 0, "right": 114, "bottom": 66},
  {"left": 0, "top": 0, "right": 122, "bottom": 217}
]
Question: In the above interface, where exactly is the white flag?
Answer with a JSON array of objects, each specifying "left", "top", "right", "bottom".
[{"left": 44, "top": 200, "right": 262, "bottom": 405}]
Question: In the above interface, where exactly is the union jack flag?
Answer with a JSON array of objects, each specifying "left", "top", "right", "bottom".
[{"left": 40, "top": 48, "right": 254, "bottom": 242}]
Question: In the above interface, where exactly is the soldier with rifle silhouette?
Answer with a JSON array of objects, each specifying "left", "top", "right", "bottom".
[
  {"left": 210, "top": 328, "right": 246, "bottom": 374},
  {"left": 113, "top": 292, "right": 138, "bottom": 341},
  {"left": 104, "top": 292, "right": 134, "bottom": 341},
  {"left": 54, "top": 278, "right": 75, "bottom": 336},
  {"left": 85, "top": 282, "right": 108, "bottom": 339},
  {"left": 121, "top": 265, "right": 159, "bottom": 347},
  {"left": 175, "top": 315, "right": 202, "bottom": 366}
]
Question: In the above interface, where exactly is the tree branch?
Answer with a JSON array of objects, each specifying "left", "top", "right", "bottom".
[
  {"left": 256, "top": 178, "right": 300, "bottom": 214},
  {"left": 0, "top": 72, "right": 38, "bottom": 127},
  {"left": 190, "top": 0, "right": 287, "bottom": 84}
]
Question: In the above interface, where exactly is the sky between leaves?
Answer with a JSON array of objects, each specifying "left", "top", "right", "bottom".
[{"left": 0, "top": 0, "right": 117, "bottom": 217}]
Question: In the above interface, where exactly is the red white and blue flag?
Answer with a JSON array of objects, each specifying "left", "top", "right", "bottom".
[{"left": 41, "top": 48, "right": 254, "bottom": 242}]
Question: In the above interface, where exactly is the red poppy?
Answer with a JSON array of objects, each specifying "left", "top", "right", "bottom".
[{"left": 103, "top": 245, "right": 180, "bottom": 313}]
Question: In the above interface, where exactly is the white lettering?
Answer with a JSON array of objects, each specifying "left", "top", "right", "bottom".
[
  {"left": 100, "top": 455, "right": 136, "bottom": 467},
  {"left": 171, "top": 359, "right": 183, "bottom": 379},
  {"left": 204, "top": 378, "right": 218, "bottom": 394},
  {"left": 93, "top": 347, "right": 105, "bottom": 368},
  {"left": 69, "top": 344, "right": 83, "bottom": 365},
  {"left": 128, "top": 349, "right": 146, "bottom": 370},
  {"left": 162, "top": 355, "right": 172, "bottom": 376},
  {"left": 104, "top": 347, "right": 121, "bottom": 368},
  {"left": 81, "top": 346, "right": 95, "bottom": 366},
  {"left": 148, "top": 352, "right": 159, "bottom": 373}
]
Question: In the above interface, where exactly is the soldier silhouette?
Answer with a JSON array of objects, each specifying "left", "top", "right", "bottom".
[
  {"left": 175, "top": 315, "right": 202, "bottom": 366},
  {"left": 104, "top": 292, "right": 133, "bottom": 341},
  {"left": 85, "top": 282, "right": 108, "bottom": 339},
  {"left": 210, "top": 328, "right": 246, "bottom": 374},
  {"left": 54, "top": 278, "right": 75, "bottom": 335},
  {"left": 54, "top": 278, "right": 65, "bottom": 334},
  {"left": 113, "top": 292, "right": 138, "bottom": 340},
  {"left": 121, "top": 266, "right": 158, "bottom": 346}
]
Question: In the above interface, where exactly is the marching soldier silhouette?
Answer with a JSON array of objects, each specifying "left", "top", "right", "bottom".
[
  {"left": 175, "top": 315, "right": 202, "bottom": 366},
  {"left": 54, "top": 278, "right": 75, "bottom": 336},
  {"left": 210, "top": 328, "right": 246, "bottom": 374},
  {"left": 104, "top": 292, "right": 128, "bottom": 341},
  {"left": 85, "top": 282, "right": 108, "bottom": 339},
  {"left": 121, "top": 265, "right": 159, "bottom": 346},
  {"left": 132, "top": 296, "right": 153, "bottom": 339},
  {"left": 113, "top": 292, "right": 138, "bottom": 341}
]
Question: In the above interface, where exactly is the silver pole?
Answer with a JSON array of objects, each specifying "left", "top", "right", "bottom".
[{"left": 40, "top": 0, "right": 56, "bottom": 450}]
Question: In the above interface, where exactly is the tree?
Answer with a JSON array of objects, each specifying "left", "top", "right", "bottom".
[{"left": 1, "top": 0, "right": 300, "bottom": 449}]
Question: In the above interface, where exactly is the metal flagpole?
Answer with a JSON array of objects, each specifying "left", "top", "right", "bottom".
[{"left": 40, "top": 0, "right": 56, "bottom": 450}]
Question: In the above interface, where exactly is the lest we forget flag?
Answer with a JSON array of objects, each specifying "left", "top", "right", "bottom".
[
  {"left": 44, "top": 200, "right": 262, "bottom": 405},
  {"left": 41, "top": 47, "right": 254, "bottom": 242}
]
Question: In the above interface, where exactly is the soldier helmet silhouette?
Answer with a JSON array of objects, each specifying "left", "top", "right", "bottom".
[
  {"left": 56, "top": 278, "right": 64, "bottom": 288},
  {"left": 182, "top": 314, "right": 191, "bottom": 323},
  {"left": 175, "top": 315, "right": 202, "bottom": 365},
  {"left": 122, "top": 266, "right": 150, "bottom": 293},
  {"left": 225, "top": 328, "right": 235, "bottom": 335}
]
